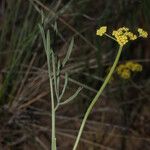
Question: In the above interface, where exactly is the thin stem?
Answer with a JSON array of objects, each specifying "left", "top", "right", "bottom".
[
  {"left": 50, "top": 78, "right": 56, "bottom": 150},
  {"left": 105, "top": 33, "right": 117, "bottom": 41},
  {"left": 47, "top": 52, "right": 56, "bottom": 150},
  {"left": 73, "top": 46, "right": 123, "bottom": 150}
]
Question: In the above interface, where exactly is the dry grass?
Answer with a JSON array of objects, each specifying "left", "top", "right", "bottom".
[{"left": 0, "top": 0, "right": 150, "bottom": 149}]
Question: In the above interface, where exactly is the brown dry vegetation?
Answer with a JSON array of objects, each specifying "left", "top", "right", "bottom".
[{"left": 0, "top": 0, "right": 150, "bottom": 150}]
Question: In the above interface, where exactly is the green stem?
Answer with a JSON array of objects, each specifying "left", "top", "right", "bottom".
[
  {"left": 50, "top": 77, "right": 56, "bottom": 150},
  {"left": 73, "top": 46, "right": 123, "bottom": 150},
  {"left": 105, "top": 33, "right": 117, "bottom": 41},
  {"left": 47, "top": 52, "right": 56, "bottom": 150}
]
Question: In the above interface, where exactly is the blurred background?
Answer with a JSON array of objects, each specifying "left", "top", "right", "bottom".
[{"left": 0, "top": 0, "right": 150, "bottom": 149}]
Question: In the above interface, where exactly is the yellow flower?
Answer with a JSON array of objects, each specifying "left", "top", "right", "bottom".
[
  {"left": 96, "top": 26, "right": 107, "bottom": 36},
  {"left": 131, "top": 63, "right": 143, "bottom": 72},
  {"left": 116, "top": 64, "right": 126, "bottom": 75},
  {"left": 116, "top": 61, "right": 142, "bottom": 80},
  {"left": 112, "top": 27, "right": 138, "bottom": 46},
  {"left": 125, "top": 61, "right": 135, "bottom": 69},
  {"left": 116, "top": 64, "right": 131, "bottom": 80},
  {"left": 125, "top": 32, "right": 137, "bottom": 40},
  {"left": 116, "top": 35, "right": 128, "bottom": 46},
  {"left": 120, "top": 69, "right": 131, "bottom": 79},
  {"left": 125, "top": 61, "right": 143, "bottom": 72},
  {"left": 112, "top": 28, "right": 128, "bottom": 46},
  {"left": 138, "top": 28, "right": 148, "bottom": 38},
  {"left": 96, "top": 26, "right": 148, "bottom": 46}
]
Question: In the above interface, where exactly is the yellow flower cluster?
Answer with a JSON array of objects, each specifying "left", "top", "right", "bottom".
[
  {"left": 96, "top": 26, "right": 148, "bottom": 46},
  {"left": 125, "top": 61, "right": 143, "bottom": 72},
  {"left": 112, "top": 27, "right": 137, "bottom": 46},
  {"left": 96, "top": 26, "right": 107, "bottom": 36},
  {"left": 121, "top": 69, "right": 131, "bottom": 79},
  {"left": 138, "top": 28, "right": 148, "bottom": 38},
  {"left": 116, "top": 61, "right": 143, "bottom": 79}
]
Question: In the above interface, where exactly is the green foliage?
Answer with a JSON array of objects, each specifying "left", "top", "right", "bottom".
[{"left": 0, "top": 0, "right": 40, "bottom": 105}]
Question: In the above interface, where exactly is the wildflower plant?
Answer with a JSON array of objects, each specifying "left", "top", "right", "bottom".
[
  {"left": 39, "top": 24, "right": 148, "bottom": 150},
  {"left": 39, "top": 25, "right": 82, "bottom": 150},
  {"left": 73, "top": 26, "right": 148, "bottom": 150}
]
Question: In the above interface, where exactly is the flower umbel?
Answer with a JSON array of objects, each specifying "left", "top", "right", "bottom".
[
  {"left": 125, "top": 61, "right": 143, "bottom": 72},
  {"left": 96, "top": 26, "right": 148, "bottom": 46},
  {"left": 138, "top": 28, "right": 148, "bottom": 38},
  {"left": 96, "top": 26, "right": 107, "bottom": 36},
  {"left": 112, "top": 27, "right": 137, "bottom": 46},
  {"left": 116, "top": 61, "right": 143, "bottom": 80}
]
